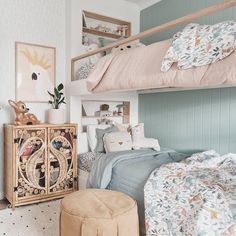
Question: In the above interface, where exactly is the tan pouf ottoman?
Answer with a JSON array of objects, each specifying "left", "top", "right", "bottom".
[{"left": 60, "top": 189, "right": 139, "bottom": 236}]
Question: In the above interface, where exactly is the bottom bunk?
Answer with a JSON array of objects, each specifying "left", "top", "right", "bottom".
[{"left": 78, "top": 148, "right": 236, "bottom": 236}]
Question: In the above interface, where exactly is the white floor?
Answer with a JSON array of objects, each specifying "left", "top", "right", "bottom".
[{"left": 0, "top": 200, "right": 60, "bottom": 236}]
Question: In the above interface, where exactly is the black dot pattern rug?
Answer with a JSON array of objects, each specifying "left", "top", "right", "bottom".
[{"left": 0, "top": 200, "right": 60, "bottom": 236}]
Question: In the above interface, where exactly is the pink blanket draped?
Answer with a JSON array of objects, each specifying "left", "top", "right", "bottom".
[{"left": 87, "top": 39, "right": 236, "bottom": 93}]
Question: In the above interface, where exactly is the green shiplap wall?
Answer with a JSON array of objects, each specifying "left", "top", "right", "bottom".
[
  {"left": 139, "top": 1, "right": 236, "bottom": 154},
  {"left": 141, "top": 0, "right": 236, "bottom": 45},
  {"left": 139, "top": 89, "right": 236, "bottom": 154}
]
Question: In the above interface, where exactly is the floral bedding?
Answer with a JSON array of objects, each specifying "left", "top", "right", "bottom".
[
  {"left": 161, "top": 21, "right": 236, "bottom": 72},
  {"left": 144, "top": 150, "right": 236, "bottom": 236}
]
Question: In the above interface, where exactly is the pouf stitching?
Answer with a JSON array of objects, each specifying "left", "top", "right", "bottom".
[{"left": 60, "top": 201, "right": 137, "bottom": 219}]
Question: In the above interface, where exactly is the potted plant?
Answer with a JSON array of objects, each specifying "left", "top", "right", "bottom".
[{"left": 47, "top": 83, "right": 66, "bottom": 124}]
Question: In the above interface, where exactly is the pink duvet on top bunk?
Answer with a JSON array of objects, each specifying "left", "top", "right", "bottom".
[{"left": 86, "top": 38, "right": 236, "bottom": 93}]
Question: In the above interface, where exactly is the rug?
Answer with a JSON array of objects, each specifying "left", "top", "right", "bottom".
[{"left": 0, "top": 200, "right": 60, "bottom": 236}]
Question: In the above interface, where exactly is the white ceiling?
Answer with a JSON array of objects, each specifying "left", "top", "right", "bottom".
[{"left": 125, "top": 0, "right": 162, "bottom": 10}]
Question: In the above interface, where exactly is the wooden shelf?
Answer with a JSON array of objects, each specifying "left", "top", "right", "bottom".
[
  {"left": 82, "top": 115, "right": 123, "bottom": 118},
  {"left": 82, "top": 10, "right": 131, "bottom": 41},
  {"left": 83, "top": 27, "right": 122, "bottom": 40},
  {"left": 83, "top": 10, "right": 131, "bottom": 27},
  {"left": 82, "top": 100, "right": 130, "bottom": 125}
]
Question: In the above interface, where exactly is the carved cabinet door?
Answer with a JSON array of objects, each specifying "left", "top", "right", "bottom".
[
  {"left": 15, "top": 128, "right": 47, "bottom": 201},
  {"left": 47, "top": 127, "right": 76, "bottom": 194}
]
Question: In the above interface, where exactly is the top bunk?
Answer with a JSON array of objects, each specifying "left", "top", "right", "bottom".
[{"left": 70, "top": 0, "right": 236, "bottom": 95}]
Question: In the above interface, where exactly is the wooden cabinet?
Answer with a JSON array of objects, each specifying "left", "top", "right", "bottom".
[{"left": 4, "top": 124, "right": 77, "bottom": 208}]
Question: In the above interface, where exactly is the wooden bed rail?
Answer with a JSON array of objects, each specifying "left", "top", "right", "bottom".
[{"left": 72, "top": 0, "right": 236, "bottom": 63}]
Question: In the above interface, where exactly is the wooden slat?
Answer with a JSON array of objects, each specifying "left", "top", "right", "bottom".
[
  {"left": 83, "top": 10, "right": 131, "bottom": 25},
  {"left": 72, "top": 0, "right": 236, "bottom": 62},
  {"left": 83, "top": 27, "right": 121, "bottom": 39}
]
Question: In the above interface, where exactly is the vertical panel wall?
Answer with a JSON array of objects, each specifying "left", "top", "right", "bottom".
[
  {"left": 141, "top": 0, "right": 236, "bottom": 45},
  {"left": 139, "top": 0, "right": 236, "bottom": 154},
  {"left": 139, "top": 88, "right": 236, "bottom": 154}
]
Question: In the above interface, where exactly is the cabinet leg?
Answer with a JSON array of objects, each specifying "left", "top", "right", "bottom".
[{"left": 8, "top": 203, "right": 16, "bottom": 210}]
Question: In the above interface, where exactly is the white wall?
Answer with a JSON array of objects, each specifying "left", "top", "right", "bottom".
[
  {"left": 69, "top": 0, "right": 140, "bottom": 59},
  {"left": 67, "top": 0, "right": 140, "bottom": 144},
  {"left": 0, "top": 0, "right": 140, "bottom": 199},
  {"left": 66, "top": 0, "right": 140, "bottom": 94},
  {"left": 0, "top": 0, "right": 66, "bottom": 199}
]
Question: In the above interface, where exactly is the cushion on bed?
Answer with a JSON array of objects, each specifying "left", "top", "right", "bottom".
[
  {"left": 104, "top": 131, "right": 132, "bottom": 153},
  {"left": 78, "top": 152, "right": 105, "bottom": 172},
  {"left": 133, "top": 138, "right": 160, "bottom": 151},
  {"left": 114, "top": 122, "right": 131, "bottom": 132},
  {"left": 95, "top": 126, "right": 118, "bottom": 153},
  {"left": 131, "top": 123, "right": 145, "bottom": 142},
  {"left": 131, "top": 123, "right": 160, "bottom": 151},
  {"left": 87, "top": 125, "right": 111, "bottom": 152}
]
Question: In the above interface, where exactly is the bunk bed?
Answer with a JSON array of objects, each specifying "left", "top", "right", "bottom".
[
  {"left": 73, "top": 1, "right": 236, "bottom": 236},
  {"left": 71, "top": 0, "right": 236, "bottom": 94}
]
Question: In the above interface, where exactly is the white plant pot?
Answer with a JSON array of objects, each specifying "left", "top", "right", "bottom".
[{"left": 47, "top": 109, "right": 65, "bottom": 124}]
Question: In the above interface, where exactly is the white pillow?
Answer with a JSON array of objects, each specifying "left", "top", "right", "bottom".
[
  {"left": 87, "top": 125, "right": 111, "bottom": 152},
  {"left": 131, "top": 123, "right": 144, "bottom": 142},
  {"left": 103, "top": 131, "right": 132, "bottom": 153},
  {"left": 133, "top": 138, "right": 160, "bottom": 151},
  {"left": 114, "top": 122, "right": 131, "bottom": 132},
  {"left": 131, "top": 123, "right": 160, "bottom": 151}
]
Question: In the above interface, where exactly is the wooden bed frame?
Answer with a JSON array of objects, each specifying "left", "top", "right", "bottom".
[{"left": 71, "top": 0, "right": 236, "bottom": 82}]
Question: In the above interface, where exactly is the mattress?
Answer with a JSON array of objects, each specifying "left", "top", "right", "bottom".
[
  {"left": 89, "top": 150, "right": 236, "bottom": 235},
  {"left": 87, "top": 39, "right": 236, "bottom": 93}
]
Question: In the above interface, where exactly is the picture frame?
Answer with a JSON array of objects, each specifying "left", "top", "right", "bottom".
[{"left": 15, "top": 42, "right": 56, "bottom": 103}]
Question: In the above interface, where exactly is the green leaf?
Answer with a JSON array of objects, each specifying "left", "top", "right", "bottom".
[
  {"left": 58, "top": 97, "right": 66, "bottom": 105},
  {"left": 58, "top": 83, "right": 64, "bottom": 91},
  {"left": 47, "top": 91, "right": 54, "bottom": 98},
  {"left": 54, "top": 88, "right": 60, "bottom": 98}
]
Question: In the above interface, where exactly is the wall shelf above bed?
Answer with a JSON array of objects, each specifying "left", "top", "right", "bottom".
[
  {"left": 82, "top": 10, "right": 131, "bottom": 40},
  {"left": 81, "top": 100, "right": 130, "bottom": 132}
]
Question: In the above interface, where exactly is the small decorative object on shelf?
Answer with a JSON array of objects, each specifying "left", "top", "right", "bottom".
[
  {"left": 8, "top": 100, "right": 39, "bottom": 125},
  {"left": 96, "top": 110, "right": 113, "bottom": 117},
  {"left": 100, "top": 104, "right": 109, "bottom": 111},
  {"left": 4, "top": 123, "right": 77, "bottom": 209},
  {"left": 47, "top": 83, "right": 66, "bottom": 124},
  {"left": 94, "top": 25, "right": 112, "bottom": 33},
  {"left": 116, "top": 25, "right": 129, "bottom": 37},
  {"left": 82, "top": 10, "right": 131, "bottom": 43},
  {"left": 116, "top": 104, "right": 124, "bottom": 116},
  {"left": 113, "top": 110, "right": 118, "bottom": 116},
  {"left": 97, "top": 118, "right": 113, "bottom": 125},
  {"left": 95, "top": 103, "right": 112, "bottom": 117}
]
